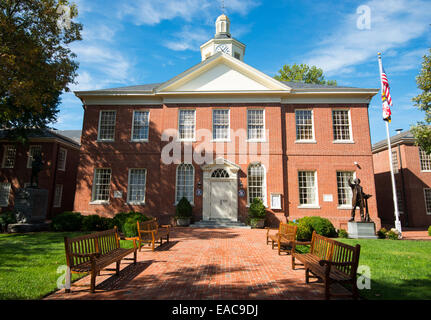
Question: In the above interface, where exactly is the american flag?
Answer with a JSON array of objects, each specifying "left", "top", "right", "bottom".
[{"left": 381, "top": 67, "right": 392, "bottom": 121}]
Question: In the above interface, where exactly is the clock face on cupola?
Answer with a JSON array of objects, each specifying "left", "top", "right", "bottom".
[{"left": 200, "top": 14, "right": 246, "bottom": 62}]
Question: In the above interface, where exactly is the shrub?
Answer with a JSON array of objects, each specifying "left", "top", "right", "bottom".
[
  {"left": 428, "top": 226, "right": 431, "bottom": 237},
  {"left": 175, "top": 197, "right": 193, "bottom": 218},
  {"left": 338, "top": 229, "right": 348, "bottom": 238},
  {"left": 377, "top": 228, "right": 388, "bottom": 239},
  {"left": 296, "top": 222, "right": 313, "bottom": 241},
  {"left": 386, "top": 228, "right": 400, "bottom": 240},
  {"left": 290, "top": 216, "right": 337, "bottom": 241},
  {"left": 248, "top": 198, "right": 266, "bottom": 219},
  {"left": 123, "top": 213, "right": 151, "bottom": 237},
  {"left": 112, "top": 212, "right": 132, "bottom": 233},
  {"left": 100, "top": 217, "right": 115, "bottom": 230},
  {"left": 0, "top": 211, "right": 17, "bottom": 232},
  {"left": 51, "top": 212, "right": 82, "bottom": 231},
  {"left": 81, "top": 215, "right": 103, "bottom": 231}
]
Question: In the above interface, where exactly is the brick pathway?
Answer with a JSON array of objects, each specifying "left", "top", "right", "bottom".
[
  {"left": 402, "top": 229, "right": 430, "bottom": 240},
  {"left": 45, "top": 228, "right": 351, "bottom": 300}
]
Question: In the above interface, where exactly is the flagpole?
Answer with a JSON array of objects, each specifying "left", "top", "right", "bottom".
[{"left": 378, "top": 52, "right": 402, "bottom": 237}]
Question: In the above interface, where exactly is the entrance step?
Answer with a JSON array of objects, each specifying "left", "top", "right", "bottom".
[{"left": 190, "top": 219, "right": 251, "bottom": 229}]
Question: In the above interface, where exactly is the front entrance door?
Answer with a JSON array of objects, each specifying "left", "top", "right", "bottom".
[{"left": 210, "top": 181, "right": 232, "bottom": 220}]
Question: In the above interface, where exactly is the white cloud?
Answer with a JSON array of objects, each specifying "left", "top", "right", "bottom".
[
  {"left": 305, "top": 0, "right": 431, "bottom": 75},
  {"left": 164, "top": 27, "right": 210, "bottom": 51}
]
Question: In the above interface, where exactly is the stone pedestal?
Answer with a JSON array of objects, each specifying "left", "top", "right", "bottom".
[
  {"left": 348, "top": 221, "right": 378, "bottom": 239},
  {"left": 8, "top": 188, "right": 50, "bottom": 233}
]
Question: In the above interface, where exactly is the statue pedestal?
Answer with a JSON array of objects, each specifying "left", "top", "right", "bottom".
[{"left": 348, "top": 221, "right": 378, "bottom": 239}]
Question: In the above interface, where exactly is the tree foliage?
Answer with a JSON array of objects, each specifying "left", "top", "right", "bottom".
[
  {"left": 0, "top": 0, "right": 82, "bottom": 137},
  {"left": 274, "top": 63, "right": 337, "bottom": 86},
  {"left": 411, "top": 48, "right": 431, "bottom": 154}
]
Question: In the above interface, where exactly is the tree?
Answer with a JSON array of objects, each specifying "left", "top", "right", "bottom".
[
  {"left": 0, "top": 0, "right": 82, "bottom": 140},
  {"left": 411, "top": 48, "right": 431, "bottom": 154},
  {"left": 274, "top": 63, "right": 337, "bottom": 86}
]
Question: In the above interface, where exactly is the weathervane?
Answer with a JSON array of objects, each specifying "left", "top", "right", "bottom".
[{"left": 221, "top": 0, "right": 225, "bottom": 14}]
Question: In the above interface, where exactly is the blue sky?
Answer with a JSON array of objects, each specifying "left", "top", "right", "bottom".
[{"left": 55, "top": 0, "right": 431, "bottom": 144}]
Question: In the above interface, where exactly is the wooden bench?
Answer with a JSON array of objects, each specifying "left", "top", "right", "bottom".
[
  {"left": 267, "top": 223, "right": 298, "bottom": 255},
  {"left": 64, "top": 227, "right": 137, "bottom": 293},
  {"left": 137, "top": 218, "right": 170, "bottom": 251},
  {"left": 292, "top": 231, "right": 361, "bottom": 300}
]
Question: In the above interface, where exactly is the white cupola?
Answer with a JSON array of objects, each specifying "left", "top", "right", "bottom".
[{"left": 200, "top": 14, "right": 246, "bottom": 62}]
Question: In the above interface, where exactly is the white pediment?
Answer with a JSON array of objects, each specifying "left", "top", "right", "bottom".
[{"left": 157, "top": 53, "right": 291, "bottom": 93}]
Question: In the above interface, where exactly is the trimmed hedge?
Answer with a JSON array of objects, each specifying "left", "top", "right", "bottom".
[
  {"left": 51, "top": 212, "right": 83, "bottom": 231},
  {"left": 175, "top": 197, "right": 193, "bottom": 218},
  {"left": 123, "top": 213, "right": 151, "bottom": 237},
  {"left": 289, "top": 216, "right": 337, "bottom": 241}
]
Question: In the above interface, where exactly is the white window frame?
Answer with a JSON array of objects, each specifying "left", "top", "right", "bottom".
[
  {"left": 90, "top": 168, "right": 112, "bottom": 204},
  {"left": 57, "top": 147, "right": 67, "bottom": 171},
  {"left": 247, "top": 163, "right": 267, "bottom": 207},
  {"left": 53, "top": 184, "right": 63, "bottom": 208},
  {"left": 397, "top": 188, "right": 404, "bottom": 214},
  {"left": 131, "top": 110, "right": 150, "bottom": 142},
  {"left": 175, "top": 163, "right": 195, "bottom": 205},
  {"left": 332, "top": 109, "right": 354, "bottom": 143},
  {"left": 2, "top": 145, "right": 16, "bottom": 168},
  {"left": 178, "top": 109, "right": 196, "bottom": 142},
  {"left": 97, "top": 110, "right": 116, "bottom": 142},
  {"left": 297, "top": 170, "right": 320, "bottom": 209},
  {"left": 27, "top": 145, "right": 42, "bottom": 168},
  {"left": 127, "top": 168, "right": 147, "bottom": 205},
  {"left": 0, "top": 182, "right": 11, "bottom": 207},
  {"left": 295, "top": 109, "right": 316, "bottom": 143},
  {"left": 424, "top": 188, "right": 431, "bottom": 215},
  {"left": 336, "top": 171, "right": 356, "bottom": 209},
  {"left": 247, "top": 109, "right": 266, "bottom": 142},
  {"left": 212, "top": 109, "right": 230, "bottom": 142},
  {"left": 419, "top": 148, "right": 431, "bottom": 172}
]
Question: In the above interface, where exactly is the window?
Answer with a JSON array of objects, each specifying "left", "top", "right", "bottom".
[
  {"left": 419, "top": 148, "right": 431, "bottom": 171},
  {"left": 98, "top": 111, "right": 116, "bottom": 141},
  {"left": 295, "top": 110, "right": 314, "bottom": 141},
  {"left": 91, "top": 168, "right": 111, "bottom": 202},
  {"left": 248, "top": 163, "right": 266, "bottom": 205},
  {"left": 27, "top": 145, "right": 42, "bottom": 168},
  {"left": 53, "top": 184, "right": 63, "bottom": 208},
  {"left": 332, "top": 110, "right": 351, "bottom": 141},
  {"left": 24, "top": 182, "right": 37, "bottom": 188},
  {"left": 247, "top": 109, "right": 265, "bottom": 141},
  {"left": 57, "top": 148, "right": 67, "bottom": 171},
  {"left": 298, "top": 171, "right": 318, "bottom": 206},
  {"left": 337, "top": 171, "right": 355, "bottom": 206},
  {"left": 128, "top": 169, "right": 147, "bottom": 204},
  {"left": 0, "top": 183, "right": 11, "bottom": 207},
  {"left": 234, "top": 52, "right": 241, "bottom": 60},
  {"left": 211, "top": 168, "right": 229, "bottom": 178},
  {"left": 176, "top": 164, "right": 194, "bottom": 204},
  {"left": 397, "top": 188, "right": 404, "bottom": 214},
  {"left": 178, "top": 110, "right": 195, "bottom": 140},
  {"left": 2, "top": 145, "right": 16, "bottom": 168},
  {"left": 424, "top": 189, "right": 431, "bottom": 215},
  {"left": 132, "top": 111, "right": 150, "bottom": 141},
  {"left": 392, "top": 150, "right": 399, "bottom": 174},
  {"left": 212, "top": 109, "right": 230, "bottom": 141}
]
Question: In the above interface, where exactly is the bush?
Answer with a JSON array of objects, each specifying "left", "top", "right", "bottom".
[
  {"left": 100, "top": 217, "right": 115, "bottom": 230},
  {"left": 248, "top": 198, "right": 266, "bottom": 219},
  {"left": 377, "top": 228, "right": 388, "bottom": 239},
  {"left": 123, "top": 213, "right": 151, "bottom": 237},
  {"left": 386, "top": 230, "right": 399, "bottom": 240},
  {"left": 296, "top": 222, "right": 313, "bottom": 241},
  {"left": 81, "top": 215, "right": 103, "bottom": 231},
  {"left": 51, "top": 212, "right": 82, "bottom": 231},
  {"left": 428, "top": 226, "right": 431, "bottom": 237},
  {"left": 338, "top": 229, "right": 348, "bottom": 238},
  {"left": 175, "top": 197, "right": 193, "bottom": 218},
  {"left": 0, "top": 211, "right": 17, "bottom": 232},
  {"left": 289, "top": 216, "right": 337, "bottom": 241}
]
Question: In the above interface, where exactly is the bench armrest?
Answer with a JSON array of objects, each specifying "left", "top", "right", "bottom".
[
  {"left": 125, "top": 237, "right": 138, "bottom": 249},
  {"left": 160, "top": 224, "right": 171, "bottom": 228}
]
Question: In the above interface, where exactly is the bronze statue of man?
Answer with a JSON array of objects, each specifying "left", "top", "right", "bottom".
[
  {"left": 348, "top": 178, "right": 372, "bottom": 222},
  {"left": 30, "top": 153, "right": 43, "bottom": 188}
]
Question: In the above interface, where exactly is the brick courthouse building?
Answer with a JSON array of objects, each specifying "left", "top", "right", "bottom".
[{"left": 73, "top": 15, "right": 381, "bottom": 229}]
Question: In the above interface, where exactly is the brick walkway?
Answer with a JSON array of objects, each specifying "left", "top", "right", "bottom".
[
  {"left": 45, "top": 228, "right": 351, "bottom": 300},
  {"left": 402, "top": 229, "right": 430, "bottom": 240}
]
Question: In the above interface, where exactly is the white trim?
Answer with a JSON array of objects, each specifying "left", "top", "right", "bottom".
[
  {"left": 247, "top": 108, "right": 266, "bottom": 142},
  {"left": 57, "top": 147, "right": 67, "bottom": 171},
  {"left": 424, "top": 188, "right": 431, "bottom": 215},
  {"left": 332, "top": 108, "right": 354, "bottom": 143},
  {"left": 0, "top": 182, "right": 11, "bottom": 207},
  {"left": 175, "top": 163, "right": 195, "bottom": 205},
  {"left": 131, "top": 110, "right": 150, "bottom": 142},
  {"left": 97, "top": 110, "right": 116, "bottom": 142},
  {"left": 247, "top": 162, "right": 267, "bottom": 207},
  {"left": 91, "top": 168, "right": 112, "bottom": 203},
  {"left": 336, "top": 171, "right": 356, "bottom": 207},
  {"left": 127, "top": 168, "right": 147, "bottom": 205},
  {"left": 295, "top": 108, "right": 315, "bottom": 142},
  {"left": 177, "top": 109, "right": 196, "bottom": 142},
  {"left": 212, "top": 108, "right": 230, "bottom": 141},
  {"left": 297, "top": 205, "right": 321, "bottom": 209},
  {"left": 297, "top": 170, "right": 319, "bottom": 207},
  {"left": 270, "top": 193, "right": 282, "bottom": 210}
]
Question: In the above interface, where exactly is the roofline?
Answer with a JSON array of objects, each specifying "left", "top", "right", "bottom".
[{"left": 372, "top": 137, "right": 416, "bottom": 153}]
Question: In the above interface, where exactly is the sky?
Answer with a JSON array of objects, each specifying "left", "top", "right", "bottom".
[{"left": 54, "top": 0, "right": 431, "bottom": 144}]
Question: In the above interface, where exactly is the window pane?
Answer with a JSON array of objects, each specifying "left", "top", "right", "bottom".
[
  {"left": 0, "top": 183, "right": 11, "bottom": 207},
  {"left": 424, "top": 189, "right": 431, "bottom": 215},
  {"left": 332, "top": 110, "right": 351, "bottom": 141},
  {"left": 337, "top": 171, "right": 354, "bottom": 205},
  {"left": 248, "top": 164, "right": 265, "bottom": 203},
  {"left": 295, "top": 110, "right": 314, "bottom": 140},
  {"left": 98, "top": 111, "right": 116, "bottom": 141},
  {"left": 27, "top": 146, "right": 42, "bottom": 168},
  {"left": 92, "top": 169, "right": 111, "bottom": 201},
  {"left": 247, "top": 110, "right": 264, "bottom": 140},
  {"left": 419, "top": 148, "right": 431, "bottom": 171},
  {"left": 53, "top": 184, "right": 63, "bottom": 207},
  {"left": 132, "top": 111, "right": 150, "bottom": 140},
  {"left": 176, "top": 164, "right": 194, "bottom": 203},
  {"left": 213, "top": 109, "right": 229, "bottom": 140},
  {"left": 57, "top": 148, "right": 67, "bottom": 171},
  {"left": 298, "top": 171, "right": 317, "bottom": 205},
  {"left": 2, "top": 146, "right": 16, "bottom": 168},
  {"left": 179, "top": 110, "right": 195, "bottom": 140},
  {"left": 128, "top": 169, "right": 147, "bottom": 203}
]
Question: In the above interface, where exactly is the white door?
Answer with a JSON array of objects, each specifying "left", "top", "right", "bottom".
[{"left": 210, "top": 181, "right": 232, "bottom": 220}]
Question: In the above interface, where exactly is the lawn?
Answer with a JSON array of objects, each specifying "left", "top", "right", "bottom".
[{"left": 0, "top": 232, "right": 133, "bottom": 300}]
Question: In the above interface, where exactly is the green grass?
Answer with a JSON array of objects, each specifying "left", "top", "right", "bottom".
[{"left": 0, "top": 232, "right": 133, "bottom": 300}]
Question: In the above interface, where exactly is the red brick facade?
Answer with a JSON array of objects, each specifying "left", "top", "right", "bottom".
[
  {"left": 0, "top": 137, "right": 80, "bottom": 218},
  {"left": 74, "top": 102, "right": 380, "bottom": 230},
  {"left": 373, "top": 142, "right": 431, "bottom": 228}
]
